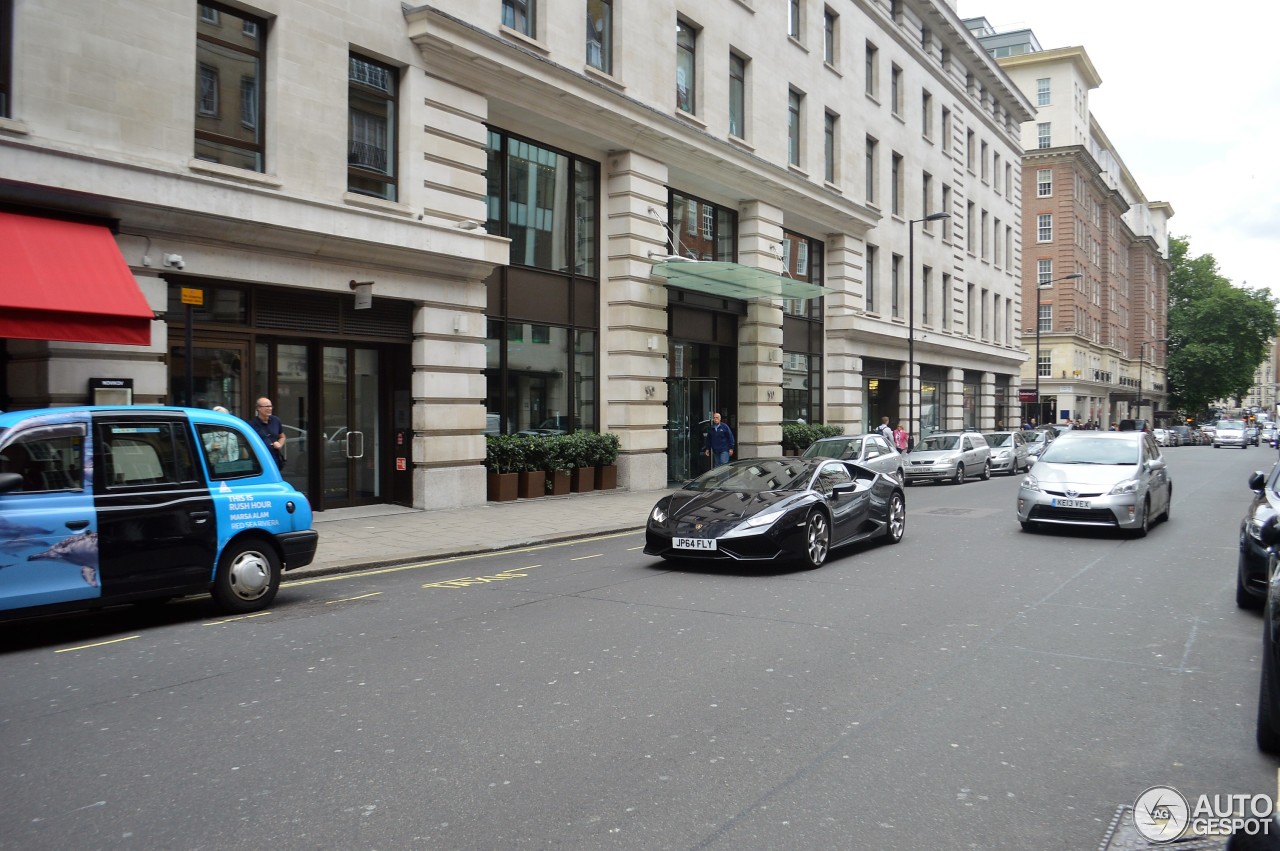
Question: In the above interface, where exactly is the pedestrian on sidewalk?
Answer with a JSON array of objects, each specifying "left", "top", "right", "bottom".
[
  {"left": 704, "top": 412, "right": 735, "bottom": 467},
  {"left": 892, "top": 421, "right": 909, "bottom": 452},
  {"left": 248, "top": 397, "right": 287, "bottom": 472}
]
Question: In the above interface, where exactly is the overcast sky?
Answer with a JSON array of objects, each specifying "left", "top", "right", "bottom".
[{"left": 957, "top": 0, "right": 1280, "bottom": 295}]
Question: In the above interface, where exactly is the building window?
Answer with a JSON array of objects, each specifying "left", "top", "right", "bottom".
[
  {"left": 669, "top": 190, "right": 736, "bottom": 262},
  {"left": 823, "top": 9, "right": 837, "bottom": 65},
  {"left": 788, "top": 0, "right": 801, "bottom": 39},
  {"left": 941, "top": 107, "right": 951, "bottom": 153},
  {"left": 941, "top": 184, "right": 952, "bottom": 241},
  {"left": 921, "top": 171, "right": 932, "bottom": 227},
  {"left": 1037, "top": 122, "right": 1051, "bottom": 149},
  {"left": 788, "top": 89, "right": 803, "bottom": 166},
  {"left": 966, "top": 283, "right": 975, "bottom": 335},
  {"left": 729, "top": 52, "right": 746, "bottom": 138},
  {"left": 1037, "top": 213, "right": 1052, "bottom": 242},
  {"left": 865, "top": 136, "right": 877, "bottom": 205},
  {"left": 1037, "top": 351, "right": 1052, "bottom": 378},
  {"left": 1036, "top": 77, "right": 1050, "bottom": 107},
  {"left": 823, "top": 111, "right": 837, "bottom": 183},
  {"left": 965, "top": 201, "right": 975, "bottom": 253},
  {"left": 891, "top": 253, "right": 902, "bottom": 319},
  {"left": 922, "top": 265, "right": 932, "bottom": 325},
  {"left": 891, "top": 152, "right": 902, "bottom": 216},
  {"left": 941, "top": 273, "right": 951, "bottom": 330},
  {"left": 781, "top": 229, "right": 824, "bottom": 320},
  {"left": 586, "top": 0, "right": 612, "bottom": 73},
  {"left": 980, "top": 140, "right": 989, "bottom": 182},
  {"left": 348, "top": 54, "right": 398, "bottom": 201},
  {"left": 966, "top": 129, "right": 975, "bottom": 171},
  {"left": 502, "top": 0, "right": 534, "bottom": 36},
  {"left": 865, "top": 42, "right": 879, "bottom": 98},
  {"left": 195, "top": 2, "right": 265, "bottom": 171},
  {"left": 890, "top": 64, "right": 902, "bottom": 115},
  {"left": 676, "top": 20, "right": 697, "bottom": 114},
  {"left": 486, "top": 129, "right": 599, "bottom": 277},
  {"left": 866, "top": 244, "right": 877, "bottom": 312},
  {"left": 921, "top": 90, "right": 932, "bottom": 139}
]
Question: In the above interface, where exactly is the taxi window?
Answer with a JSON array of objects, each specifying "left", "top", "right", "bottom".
[
  {"left": 99, "top": 422, "right": 200, "bottom": 487},
  {"left": 197, "top": 424, "right": 263, "bottom": 479},
  {"left": 0, "top": 424, "right": 86, "bottom": 493}
]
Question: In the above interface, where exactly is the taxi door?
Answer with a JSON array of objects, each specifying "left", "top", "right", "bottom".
[
  {"left": 0, "top": 415, "right": 100, "bottom": 611},
  {"left": 92, "top": 414, "right": 217, "bottom": 598}
]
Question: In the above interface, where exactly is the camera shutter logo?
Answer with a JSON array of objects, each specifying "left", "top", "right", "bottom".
[{"left": 1133, "top": 785, "right": 1190, "bottom": 843}]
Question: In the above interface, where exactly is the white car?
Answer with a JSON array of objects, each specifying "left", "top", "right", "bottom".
[
  {"left": 1214, "top": 419, "right": 1248, "bottom": 449},
  {"left": 904, "top": 432, "right": 991, "bottom": 485},
  {"left": 1152, "top": 428, "right": 1172, "bottom": 447}
]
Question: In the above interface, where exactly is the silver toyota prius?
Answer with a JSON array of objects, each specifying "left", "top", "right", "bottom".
[{"left": 1016, "top": 431, "right": 1172, "bottom": 537}]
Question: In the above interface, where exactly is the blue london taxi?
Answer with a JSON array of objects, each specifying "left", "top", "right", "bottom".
[{"left": 0, "top": 406, "right": 317, "bottom": 619}]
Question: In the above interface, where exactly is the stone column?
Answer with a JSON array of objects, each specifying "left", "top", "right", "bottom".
[
  {"left": 981, "top": 372, "right": 996, "bottom": 429},
  {"left": 736, "top": 201, "right": 785, "bottom": 456},
  {"left": 823, "top": 234, "right": 865, "bottom": 435},
  {"left": 603, "top": 150, "right": 671, "bottom": 490},
  {"left": 945, "top": 367, "right": 965, "bottom": 432}
]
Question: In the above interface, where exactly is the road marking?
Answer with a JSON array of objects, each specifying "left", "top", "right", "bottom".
[
  {"left": 287, "top": 530, "right": 640, "bottom": 588},
  {"left": 55, "top": 635, "right": 139, "bottom": 653},
  {"left": 422, "top": 566, "right": 538, "bottom": 589},
  {"left": 325, "top": 592, "right": 383, "bottom": 605},
  {"left": 570, "top": 553, "right": 603, "bottom": 561},
  {"left": 202, "top": 611, "right": 273, "bottom": 626}
]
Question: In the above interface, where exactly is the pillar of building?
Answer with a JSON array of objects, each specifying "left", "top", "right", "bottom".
[
  {"left": 944, "top": 367, "right": 965, "bottom": 432},
  {"left": 823, "top": 233, "right": 866, "bottom": 435},
  {"left": 736, "top": 200, "right": 785, "bottom": 456},
  {"left": 603, "top": 150, "right": 672, "bottom": 490},
  {"left": 980, "top": 372, "right": 996, "bottom": 430}
]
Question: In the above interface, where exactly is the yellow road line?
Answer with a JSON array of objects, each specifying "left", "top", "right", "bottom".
[
  {"left": 325, "top": 592, "right": 383, "bottom": 605},
  {"left": 55, "top": 635, "right": 139, "bottom": 653},
  {"left": 288, "top": 530, "right": 639, "bottom": 587},
  {"left": 202, "top": 611, "right": 273, "bottom": 626}
]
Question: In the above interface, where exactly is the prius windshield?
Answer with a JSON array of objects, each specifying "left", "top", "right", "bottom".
[{"left": 1038, "top": 437, "right": 1139, "bottom": 465}]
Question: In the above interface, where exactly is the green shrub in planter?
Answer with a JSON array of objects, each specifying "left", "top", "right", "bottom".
[
  {"left": 484, "top": 434, "right": 524, "bottom": 474},
  {"left": 814, "top": 424, "right": 844, "bottom": 440},
  {"left": 781, "top": 423, "right": 812, "bottom": 453},
  {"left": 587, "top": 432, "right": 620, "bottom": 467}
]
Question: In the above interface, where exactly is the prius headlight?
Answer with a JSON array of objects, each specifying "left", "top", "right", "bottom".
[
  {"left": 1020, "top": 474, "right": 1041, "bottom": 493},
  {"left": 1109, "top": 478, "right": 1140, "bottom": 496}
]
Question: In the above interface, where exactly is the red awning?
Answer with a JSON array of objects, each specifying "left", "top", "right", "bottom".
[{"left": 0, "top": 212, "right": 153, "bottom": 346}]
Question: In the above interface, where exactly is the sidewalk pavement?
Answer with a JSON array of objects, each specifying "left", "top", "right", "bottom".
[{"left": 290, "top": 487, "right": 672, "bottom": 581}]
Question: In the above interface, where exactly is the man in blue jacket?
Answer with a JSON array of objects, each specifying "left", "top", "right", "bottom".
[{"left": 703, "top": 411, "right": 736, "bottom": 467}]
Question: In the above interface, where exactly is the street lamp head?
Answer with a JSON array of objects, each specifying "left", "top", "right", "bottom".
[
  {"left": 1063, "top": 273, "right": 1082, "bottom": 280},
  {"left": 924, "top": 211, "right": 951, "bottom": 222}
]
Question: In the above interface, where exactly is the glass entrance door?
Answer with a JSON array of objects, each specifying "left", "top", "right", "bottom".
[
  {"left": 320, "top": 346, "right": 380, "bottom": 508},
  {"left": 169, "top": 340, "right": 248, "bottom": 414},
  {"left": 665, "top": 377, "right": 716, "bottom": 483}
]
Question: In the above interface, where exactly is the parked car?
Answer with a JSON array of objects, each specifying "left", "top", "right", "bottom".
[
  {"left": 1247, "top": 425, "right": 1261, "bottom": 446},
  {"left": 983, "top": 430, "right": 1031, "bottom": 475},
  {"left": 1172, "top": 425, "right": 1196, "bottom": 446},
  {"left": 0, "top": 406, "right": 318, "bottom": 620},
  {"left": 1214, "top": 419, "right": 1249, "bottom": 449},
  {"left": 1261, "top": 424, "right": 1278, "bottom": 447},
  {"left": 904, "top": 431, "right": 991, "bottom": 485},
  {"left": 1254, "top": 515, "right": 1280, "bottom": 752},
  {"left": 802, "top": 434, "right": 904, "bottom": 482},
  {"left": 1024, "top": 427, "right": 1057, "bottom": 459},
  {"left": 1200, "top": 423, "right": 1217, "bottom": 442},
  {"left": 1237, "top": 464, "right": 1280, "bottom": 609},
  {"left": 1016, "top": 431, "right": 1172, "bottom": 537},
  {"left": 1152, "top": 428, "right": 1173, "bottom": 447},
  {"left": 643, "top": 457, "right": 906, "bottom": 569}
]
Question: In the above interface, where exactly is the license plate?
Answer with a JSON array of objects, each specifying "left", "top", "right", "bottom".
[
  {"left": 1053, "top": 498, "right": 1091, "bottom": 509},
  {"left": 673, "top": 537, "right": 717, "bottom": 551}
]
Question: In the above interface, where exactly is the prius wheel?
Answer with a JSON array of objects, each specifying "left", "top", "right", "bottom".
[
  {"left": 213, "top": 539, "right": 281, "bottom": 613},
  {"left": 803, "top": 510, "right": 830, "bottom": 569},
  {"left": 1130, "top": 499, "right": 1150, "bottom": 539},
  {"left": 885, "top": 492, "right": 906, "bottom": 544}
]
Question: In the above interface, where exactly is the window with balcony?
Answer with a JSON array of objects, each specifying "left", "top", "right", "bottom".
[{"left": 348, "top": 54, "right": 398, "bottom": 201}]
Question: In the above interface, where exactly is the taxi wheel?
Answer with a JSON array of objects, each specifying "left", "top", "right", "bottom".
[{"left": 213, "top": 540, "right": 281, "bottom": 613}]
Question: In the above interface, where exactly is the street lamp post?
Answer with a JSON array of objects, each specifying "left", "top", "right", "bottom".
[
  {"left": 1031, "top": 273, "right": 1082, "bottom": 427},
  {"left": 1136, "top": 337, "right": 1170, "bottom": 423},
  {"left": 907, "top": 211, "right": 950, "bottom": 450}
]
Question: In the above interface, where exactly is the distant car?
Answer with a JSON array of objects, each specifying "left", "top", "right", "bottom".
[
  {"left": 983, "top": 430, "right": 1030, "bottom": 475},
  {"left": 1016, "top": 431, "right": 1172, "bottom": 537},
  {"left": 1152, "top": 428, "right": 1172, "bottom": 447},
  {"left": 1172, "top": 425, "right": 1195, "bottom": 446},
  {"left": 1024, "top": 427, "right": 1056, "bottom": 459},
  {"left": 1261, "top": 425, "right": 1278, "bottom": 447},
  {"left": 643, "top": 457, "right": 906, "bottom": 569},
  {"left": 1200, "top": 423, "right": 1217, "bottom": 442},
  {"left": 802, "top": 434, "right": 905, "bottom": 482},
  {"left": 904, "top": 431, "right": 991, "bottom": 485},
  {"left": 1247, "top": 426, "right": 1261, "bottom": 446},
  {"left": 1214, "top": 419, "right": 1248, "bottom": 449},
  {"left": 0, "top": 406, "right": 318, "bottom": 621}
]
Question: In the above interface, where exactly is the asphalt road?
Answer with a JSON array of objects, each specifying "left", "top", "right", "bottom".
[{"left": 1, "top": 443, "right": 1276, "bottom": 850}]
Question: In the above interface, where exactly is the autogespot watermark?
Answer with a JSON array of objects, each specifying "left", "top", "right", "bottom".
[{"left": 1133, "top": 784, "right": 1274, "bottom": 843}]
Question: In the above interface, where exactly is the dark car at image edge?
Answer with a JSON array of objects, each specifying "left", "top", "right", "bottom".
[{"left": 1238, "top": 464, "right": 1280, "bottom": 609}]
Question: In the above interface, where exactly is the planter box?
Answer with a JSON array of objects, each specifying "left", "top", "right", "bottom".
[
  {"left": 570, "top": 466, "right": 595, "bottom": 493},
  {"left": 546, "top": 470, "right": 571, "bottom": 496},
  {"left": 518, "top": 470, "right": 546, "bottom": 499},
  {"left": 596, "top": 464, "right": 618, "bottom": 490},
  {"left": 487, "top": 472, "right": 518, "bottom": 502}
]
